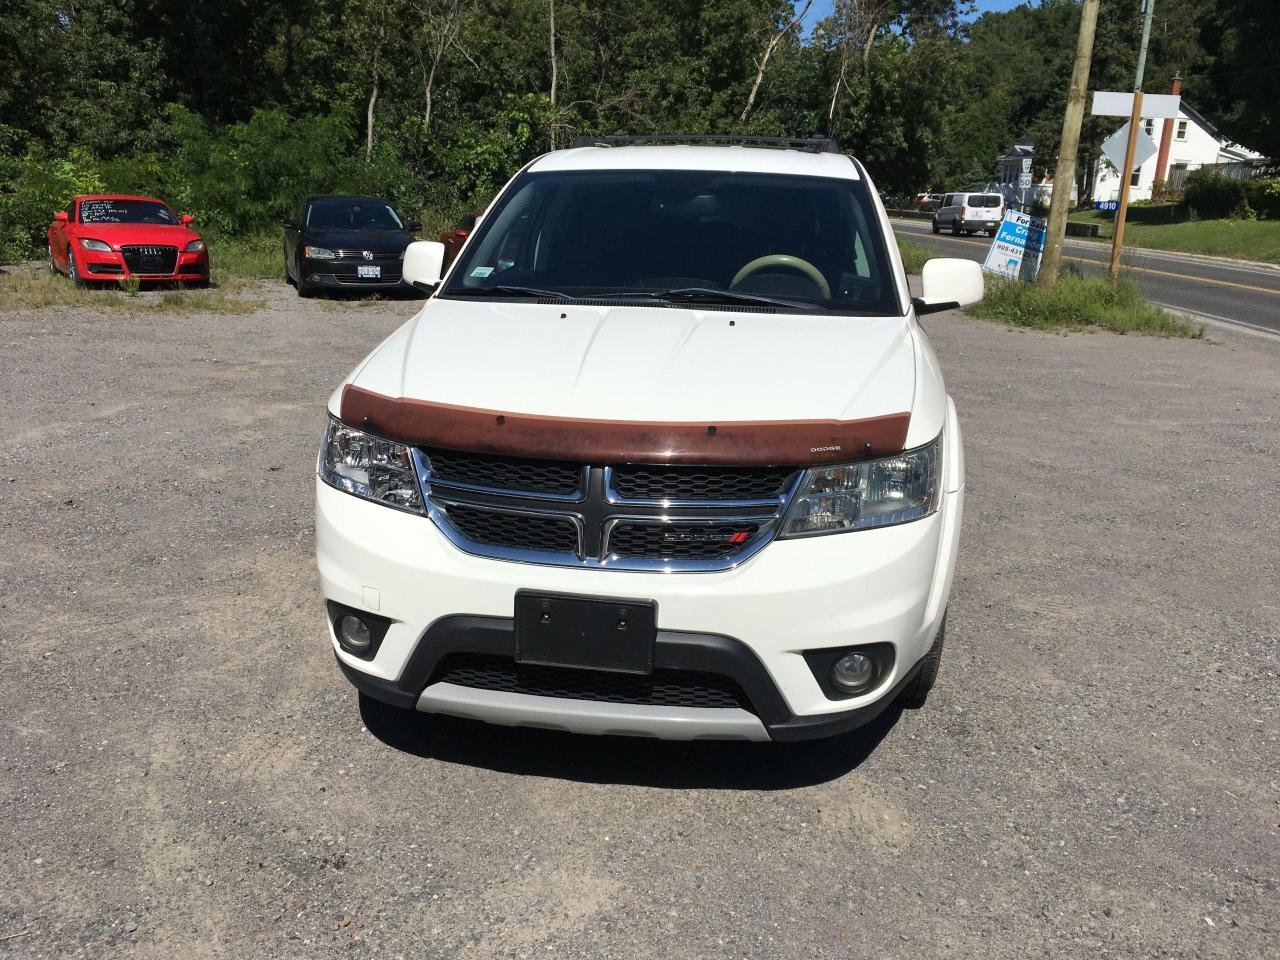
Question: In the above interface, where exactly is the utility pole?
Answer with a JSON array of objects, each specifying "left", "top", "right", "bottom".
[
  {"left": 1108, "top": 0, "right": 1158, "bottom": 279},
  {"left": 1039, "top": 0, "right": 1101, "bottom": 286}
]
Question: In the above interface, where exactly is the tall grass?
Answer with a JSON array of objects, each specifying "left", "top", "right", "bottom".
[
  {"left": 0, "top": 263, "right": 264, "bottom": 314},
  {"left": 208, "top": 231, "right": 280, "bottom": 280},
  {"left": 968, "top": 274, "right": 1203, "bottom": 338},
  {"left": 897, "top": 237, "right": 931, "bottom": 275}
]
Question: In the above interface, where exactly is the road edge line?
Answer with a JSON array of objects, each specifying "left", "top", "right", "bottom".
[{"left": 1151, "top": 302, "right": 1280, "bottom": 340}]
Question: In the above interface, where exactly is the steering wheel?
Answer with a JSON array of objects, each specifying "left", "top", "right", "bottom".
[{"left": 731, "top": 255, "right": 831, "bottom": 299}]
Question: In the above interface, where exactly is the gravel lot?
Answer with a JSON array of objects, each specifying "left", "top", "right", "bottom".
[{"left": 2, "top": 280, "right": 1277, "bottom": 959}]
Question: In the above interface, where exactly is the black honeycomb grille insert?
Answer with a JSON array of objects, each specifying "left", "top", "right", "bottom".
[
  {"left": 610, "top": 464, "right": 795, "bottom": 501},
  {"left": 432, "top": 653, "right": 755, "bottom": 711},
  {"left": 425, "top": 448, "right": 582, "bottom": 495},
  {"left": 608, "top": 523, "right": 760, "bottom": 560},
  {"left": 443, "top": 504, "right": 578, "bottom": 553},
  {"left": 120, "top": 244, "right": 178, "bottom": 275}
]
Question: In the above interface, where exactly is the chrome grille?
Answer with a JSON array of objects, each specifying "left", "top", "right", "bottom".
[
  {"left": 414, "top": 450, "right": 800, "bottom": 572},
  {"left": 440, "top": 502, "right": 579, "bottom": 554},
  {"left": 335, "top": 249, "right": 401, "bottom": 261},
  {"left": 423, "top": 448, "right": 584, "bottom": 497},
  {"left": 609, "top": 464, "right": 794, "bottom": 502}
]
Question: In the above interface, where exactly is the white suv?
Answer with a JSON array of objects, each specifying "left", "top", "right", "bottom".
[{"left": 316, "top": 135, "right": 980, "bottom": 742}]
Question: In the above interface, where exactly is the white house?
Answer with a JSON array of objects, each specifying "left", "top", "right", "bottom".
[
  {"left": 1092, "top": 103, "right": 1264, "bottom": 202},
  {"left": 993, "top": 140, "right": 1077, "bottom": 211}
]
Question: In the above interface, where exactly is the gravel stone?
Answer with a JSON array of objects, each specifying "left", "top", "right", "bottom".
[{"left": 1, "top": 282, "right": 1276, "bottom": 958}]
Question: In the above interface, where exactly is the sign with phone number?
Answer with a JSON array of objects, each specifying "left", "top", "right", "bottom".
[{"left": 982, "top": 211, "right": 1046, "bottom": 282}]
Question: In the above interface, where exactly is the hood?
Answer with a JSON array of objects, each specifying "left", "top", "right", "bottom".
[
  {"left": 348, "top": 299, "right": 916, "bottom": 424},
  {"left": 301, "top": 227, "right": 411, "bottom": 251},
  {"left": 84, "top": 223, "right": 200, "bottom": 247}
]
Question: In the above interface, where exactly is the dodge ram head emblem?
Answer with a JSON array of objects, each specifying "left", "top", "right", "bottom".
[{"left": 362, "top": 250, "right": 374, "bottom": 260}]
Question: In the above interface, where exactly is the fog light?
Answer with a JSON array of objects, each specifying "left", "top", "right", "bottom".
[
  {"left": 832, "top": 651, "right": 875, "bottom": 693},
  {"left": 337, "top": 614, "right": 372, "bottom": 654}
]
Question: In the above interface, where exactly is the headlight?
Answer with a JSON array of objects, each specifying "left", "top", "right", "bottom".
[
  {"left": 304, "top": 245, "right": 337, "bottom": 260},
  {"left": 184, "top": 239, "right": 205, "bottom": 253},
  {"left": 80, "top": 238, "right": 111, "bottom": 252},
  {"left": 319, "top": 417, "right": 423, "bottom": 512},
  {"left": 780, "top": 436, "right": 941, "bottom": 537}
]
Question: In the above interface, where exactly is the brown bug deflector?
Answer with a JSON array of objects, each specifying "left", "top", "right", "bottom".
[{"left": 340, "top": 385, "right": 910, "bottom": 466}]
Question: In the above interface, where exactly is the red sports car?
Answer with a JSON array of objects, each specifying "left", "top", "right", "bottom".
[{"left": 48, "top": 194, "right": 209, "bottom": 286}]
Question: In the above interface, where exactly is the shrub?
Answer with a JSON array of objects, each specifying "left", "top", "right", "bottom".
[
  {"left": 1244, "top": 176, "right": 1280, "bottom": 220},
  {"left": 1184, "top": 169, "right": 1249, "bottom": 219},
  {"left": 0, "top": 136, "right": 104, "bottom": 264},
  {"left": 0, "top": 106, "right": 434, "bottom": 262},
  {"left": 968, "top": 273, "right": 1203, "bottom": 338}
]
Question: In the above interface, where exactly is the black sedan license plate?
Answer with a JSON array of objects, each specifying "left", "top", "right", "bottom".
[{"left": 515, "top": 592, "right": 655, "bottom": 674}]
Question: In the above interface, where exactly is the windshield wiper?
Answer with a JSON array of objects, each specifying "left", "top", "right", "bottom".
[
  {"left": 447, "top": 284, "right": 571, "bottom": 301},
  {"left": 647, "top": 287, "right": 817, "bottom": 311}
]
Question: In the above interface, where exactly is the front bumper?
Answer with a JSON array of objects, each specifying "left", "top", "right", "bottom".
[
  {"left": 318, "top": 399, "right": 963, "bottom": 741},
  {"left": 301, "top": 257, "right": 404, "bottom": 288},
  {"left": 76, "top": 247, "right": 208, "bottom": 281},
  {"left": 318, "top": 460, "right": 963, "bottom": 739},
  {"left": 334, "top": 615, "right": 934, "bottom": 741}
]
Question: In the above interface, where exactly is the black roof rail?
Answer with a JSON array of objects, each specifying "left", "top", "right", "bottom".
[{"left": 570, "top": 133, "right": 841, "bottom": 154}]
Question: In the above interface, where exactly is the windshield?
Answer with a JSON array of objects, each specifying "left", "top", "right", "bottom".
[
  {"left": 307, "top": 199, "right": 404, "bottom": 230},
  {"left": 78, "top": 199, "right": 177, "bottom": 224},
  {"left": 440, "top": 169, "right": 902, "bottom": 315}
]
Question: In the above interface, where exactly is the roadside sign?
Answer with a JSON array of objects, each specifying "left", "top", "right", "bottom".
[
  {"left": 983, "top": 211, "right": 1046, "bottom": 282},
  {"left": 1018, "top": 173, "right": 1033, "bottom": 190},
  {"left": 1021, "top": 158, "right": 1032, "bottom": 174},
  {"left": 1091, "top": 91, "right": 1181, "bottom": 118},
  {"left": 1095, "top": 199, "right": 1119, "bottom": 212},
  {"left": 1101, "top": 121, "right": 1158, "bottom": 177}
]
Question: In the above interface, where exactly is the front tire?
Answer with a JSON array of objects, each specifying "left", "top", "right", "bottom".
[
  {"left": 899, "top": 614, "right": 946, "bottom": 708},
  {"left": 66, "top": 246, "right": 85, "bottom": 287}
]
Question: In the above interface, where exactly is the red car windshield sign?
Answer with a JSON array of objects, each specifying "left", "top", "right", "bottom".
[{"left": 79, "top": 199, "right": 177, "bottom": 225}]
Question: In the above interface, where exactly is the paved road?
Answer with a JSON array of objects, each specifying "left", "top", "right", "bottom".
[{"left": 892, "top": 217, "right": 1280, "bottom": 335}]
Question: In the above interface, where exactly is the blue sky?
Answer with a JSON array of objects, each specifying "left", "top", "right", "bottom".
[{"left": 798, "top": 0, "right": 1028, "bottom": 32}]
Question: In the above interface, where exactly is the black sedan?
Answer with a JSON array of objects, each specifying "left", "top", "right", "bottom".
[{"left": 282, "top": 195, "right": 422, "bottom": 296}]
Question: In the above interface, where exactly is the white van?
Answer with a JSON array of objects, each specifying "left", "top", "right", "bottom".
[{"left": 932, "top": 192, "right": 1004, "bottom": 237}]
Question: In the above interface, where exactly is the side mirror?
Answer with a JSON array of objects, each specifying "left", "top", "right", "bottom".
[
  {"left": 451, "top": 228, "right": 469, "bottom": 239},
  {"left": 913, "top": 258, "right": 984, "bottom": 315},
  {"left": 406, "top": 221, "right": 423, "bottom": 233},
  {"left": 181, "top": 214, "right": 195, "bottom": 225},
  {"left": 54, "top": 211, "right": 69, "bottom": 222},
  {"left": 402, "top": 240, "right": 447, "bottom": 291}
]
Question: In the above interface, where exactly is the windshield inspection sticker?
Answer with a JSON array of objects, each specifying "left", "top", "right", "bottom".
[{"left": 469, "top": 266, "right": 494, "bottom": 278}]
